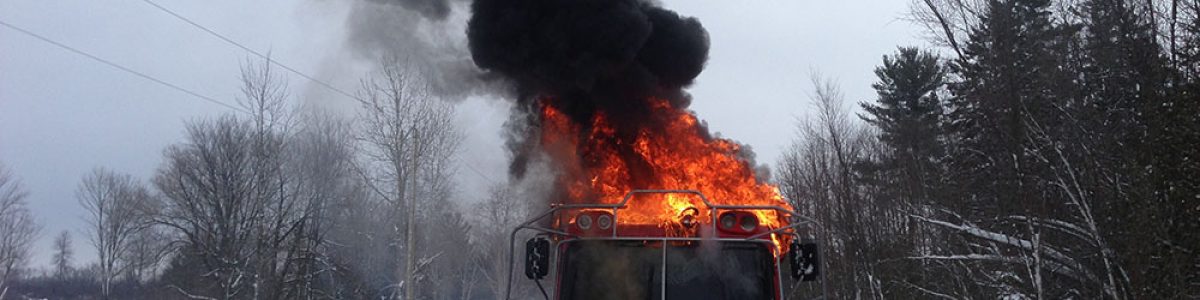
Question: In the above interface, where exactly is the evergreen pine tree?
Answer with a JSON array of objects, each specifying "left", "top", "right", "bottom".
[
  {"left": 858, "top": 47, "right": 950, "bottom": 298},
  {"left": 1078, "top": 0, "right": 1196, "bottom": 297},
  {"left": 860, "top": 47, "right": 947, "bottom": 205},
  {"left": 946, "top": 0, "right": 1067, "bottom": 221},
  {"left": 943, "top": 0, "right": 1083, "bottom": 296}
]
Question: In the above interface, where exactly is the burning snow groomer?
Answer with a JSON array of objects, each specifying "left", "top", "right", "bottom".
[{"left": 467, "top": 0, "right": 821, "bottom": 299}]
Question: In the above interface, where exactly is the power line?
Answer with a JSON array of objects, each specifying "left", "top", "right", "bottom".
[
  {"left": 134, "top": 2, "right": 508, "bottom": 186},
  {"left": 0, "top": 19, "right": 249, "bottom": 114},
  {"left": 139, "top": 1, "right": 512, "bottom": 186},
  {"left": 139, "top": 0, "right": 364, "bottom": 103},
  {"left": 463, "top": 159, "right": 497, "bottom": 184}
]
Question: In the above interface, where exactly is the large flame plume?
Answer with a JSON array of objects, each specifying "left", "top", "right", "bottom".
[
  {"left": 467, "top": 0, "right": 794, "bottom": 250},
  {"left": 540, "top": 97, "right": 793, "bottom": 246}
]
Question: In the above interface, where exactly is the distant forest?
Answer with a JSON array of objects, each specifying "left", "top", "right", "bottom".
[
  {"left": 777, "top": 0, "right": 1200, "bottom": 298},
  {"left": 0, "top": 0, "right": 1198, "bottom": 299}
]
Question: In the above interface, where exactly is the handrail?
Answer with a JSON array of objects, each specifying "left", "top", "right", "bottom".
[{"left": 544, "top": 189, "right": 801, "bottom": 218}]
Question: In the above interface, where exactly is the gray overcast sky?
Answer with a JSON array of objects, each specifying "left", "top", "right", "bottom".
[{"left": 1, "top": 0, "right": 924, "bottom": 268}]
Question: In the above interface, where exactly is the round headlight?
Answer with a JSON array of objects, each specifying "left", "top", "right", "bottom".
[
  {"left": 576, "top": 214, "right": 593, "bottom": 230},
  {"left": 596, "top": 214, "right": 612, "bottom": 230},
  {"left": 678, "top": 207, "right": 699, "bottom": 228},
  {"left": 739, "top": 214, "right": 758, "bottom": 232},
  {"left": 680, "top": 214, "right": 696, "bottom": 228},
  {"left": 719, "top": 212, "right": 737, "bottom": 230}
]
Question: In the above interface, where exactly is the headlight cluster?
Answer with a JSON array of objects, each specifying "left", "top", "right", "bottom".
[
  {"left": 718, "top": 211, "right": 759, "bottom": 234},
  {"left": 573, "top": 211, "right": 614, "bottom": 232}
]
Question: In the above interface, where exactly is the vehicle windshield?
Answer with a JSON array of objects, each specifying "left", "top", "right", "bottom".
[{"left": 558, "top": 240, "right": 774, "bottom": 300}]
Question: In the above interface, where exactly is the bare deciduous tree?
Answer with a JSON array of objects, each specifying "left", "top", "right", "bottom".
[
  {"left": 908, "top": 0, "right": 987, "bottom": 59},
  {"left": 152, "top": 57, "right": 307, "bottom": 300},
  {"left": 288, "top": 109, "right": 361, "bottom": 298},
  {"left": 777, "top": 75, "right": 887, "bottom": 299},
  {"left": 78, "top": 168, "right": 153, "bottom": 299},
  {"left": 355, "top": 56, "right": 462, "bottom": 300},
  {"left": 120, "top": 222, "right": 167, "bottom": 284},
  {"left": 470, "top": 183, "right": 535, "bottom": 298},
  {"left": 52, "top": 231, "right": 74, "bottom": 279},
  {"left": 0, "top": 163, "right": 38, "bottom": 299},
  {"left": 154, "top": 115, "right": 266, "bottom": 300},
  {"left": 237, "top": 57, "right": 307, "bottom": 300}
]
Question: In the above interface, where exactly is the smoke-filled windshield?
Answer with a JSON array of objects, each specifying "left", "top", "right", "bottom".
[{"left": 558, "top": 241, "right": 773, "bottom": 300}]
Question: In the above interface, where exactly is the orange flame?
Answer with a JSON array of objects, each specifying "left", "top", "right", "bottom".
[{"left": 540, "top": 97, "right": 794, "bottom": 252}]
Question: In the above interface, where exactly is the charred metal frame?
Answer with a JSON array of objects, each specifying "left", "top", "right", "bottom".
[{"left": 503, "top": 189, "right": 821, "bottom": 300}]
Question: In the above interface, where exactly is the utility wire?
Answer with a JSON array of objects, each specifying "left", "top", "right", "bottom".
[
  {"left": 136, "top": 2, "right": 506, "bottom": 186},
  {"left": 0, "top": 19, "right": 249, "bottom": 113},
  {"left": 463, "top": 159, "right": 497, "bottom": 184},
  {"left": 139, "top": 0, "right": 364, "bottom": 103},
  {"left": 141, "top": 0, "right": 513, "bottom": 188}
]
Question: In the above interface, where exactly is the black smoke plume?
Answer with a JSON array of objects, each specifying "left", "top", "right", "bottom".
[{"left": 467, "top": 0, "right": 711, "bottom": 179}]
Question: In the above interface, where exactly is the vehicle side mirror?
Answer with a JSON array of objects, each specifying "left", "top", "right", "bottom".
[
  {"left": 525, "top": 237, "right": 550, "bottom": 280},
  {"left": 788, "top": 240, "right": 819, "bottom": 281}
]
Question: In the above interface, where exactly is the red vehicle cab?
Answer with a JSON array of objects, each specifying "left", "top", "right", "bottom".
[{"left": 505, "top": 190, "right": 820, "bottom": 300}]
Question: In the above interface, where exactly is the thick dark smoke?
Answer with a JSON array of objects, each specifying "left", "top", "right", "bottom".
[
  {"left": 467, "top": 0, "right": 712, "bottom": 179},
  {"left": 468, "top": 0, "right": 709, "bottom": 96}
]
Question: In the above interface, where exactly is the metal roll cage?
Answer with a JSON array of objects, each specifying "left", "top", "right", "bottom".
[{"left": 503, "top": 189, "right": 821, "bottom": 300}]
